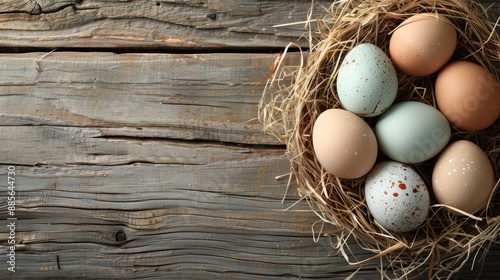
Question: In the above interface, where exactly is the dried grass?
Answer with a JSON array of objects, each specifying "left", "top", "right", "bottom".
[{"left": 258, "top": 0, "right": 500, "bottom": 278}]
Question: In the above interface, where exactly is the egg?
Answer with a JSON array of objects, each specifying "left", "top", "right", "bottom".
[
  {"left": 389, "top": 13, "right": 457, "bottom": 77},
  {"left": 375, "top": 101, "right": 451, "bottom": 163},
  {"left": 435, "top": 61, "right": 500, "bottom": 131},
  {"left": 364, "top": 161, "right": 430, "bottom": 232},
  {"left": 312, "top": 109, "right": 378, "bottom": 179},
  {"left": 336, "top": 43, "right": 398, "bottom": 117},
  {"left": 432, "top": 140, "right": 496, "bottom": 215}
]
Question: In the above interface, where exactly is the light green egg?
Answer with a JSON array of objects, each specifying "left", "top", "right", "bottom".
[{"left": 375, "top": 101, "right": 451, "bottom": 163}]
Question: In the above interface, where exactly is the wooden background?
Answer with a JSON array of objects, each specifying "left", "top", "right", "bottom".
[{"left": 0, "top": 0, "right": 498, "bottom": 279}]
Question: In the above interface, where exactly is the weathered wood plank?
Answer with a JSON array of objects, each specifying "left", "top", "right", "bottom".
[
  {"left": 0, "top": 52, "right": 302, "bottom": 145},
  {"left": 0, "top": 159, "right": 381, "bottom": 279},
  {"left": 0, "top": 0, "right": 327, "bottom": 49},
  {"left": 0, "top": 126, "right": 286, "bottom": 166}
]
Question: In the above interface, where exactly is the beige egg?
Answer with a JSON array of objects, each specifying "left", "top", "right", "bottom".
[
  {"left": 312, "top": 109, "right": 378, "bottom": 179},
  {"left": 432, "top": 140, "right": 496, "bottom": 215},
  {"left": 389, "top": 13, "right": 457, "bottom": 77}
]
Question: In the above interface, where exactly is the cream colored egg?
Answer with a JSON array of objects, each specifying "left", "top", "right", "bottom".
[
  {"left": 312, "top": 109, "right": 378, "bottom": 179},
  {"left": 432, "top": 140, "right": 496, "bottom": 215}
]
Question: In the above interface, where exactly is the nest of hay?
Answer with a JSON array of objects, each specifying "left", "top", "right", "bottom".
[{"left": 259, "top": 0, "right": 500, "bottom": 278}]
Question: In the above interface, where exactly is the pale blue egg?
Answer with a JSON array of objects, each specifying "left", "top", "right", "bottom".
[
  {"left": 336, "top": 43, "right": 398, "bottom": 117},
  {"left": 375, "top": 101, "right": 451, "bottom": 163}
]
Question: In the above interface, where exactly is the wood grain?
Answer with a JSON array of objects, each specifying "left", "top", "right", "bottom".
[
  {"left": 0, "top": 161, "right": 383, "bottom": 279},
  {"left": 0, "top": 0, "right": 327, "bottom": 49},
  {"left": 0, "top": 52, "right": 302, "bottom": 145}
]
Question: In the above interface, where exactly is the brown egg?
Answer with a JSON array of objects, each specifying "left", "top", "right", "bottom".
[
  {"left": 312, "top": 109, "right": 378, "bottom": 179},
  {"left": 435, "top": 61, "right": 500, "bottom": 131},
  {"left": 389, "top": 13, "right": 457, "bottom": 77},
  {"left": 432, "top": 140, "right": 496, "bottom": 215}
]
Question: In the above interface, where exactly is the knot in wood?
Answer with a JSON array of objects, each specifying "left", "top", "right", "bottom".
[
  {"left": 206, "top": 13, "right": 217, "bottom": 20},
  {"left": 115, "top": 230, "right": 127, "bottom": 242}
]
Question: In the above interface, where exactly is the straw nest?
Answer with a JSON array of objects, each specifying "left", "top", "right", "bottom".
[{"left": 258, "top": 0, "right": 499, "bottom": 278}]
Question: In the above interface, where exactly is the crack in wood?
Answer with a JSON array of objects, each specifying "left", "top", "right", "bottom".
[
  {"left": 159, "top": 101, "right": 229, "bottom": 109},
  {"left": 33, "top": 0, "right": 82, "bottom": 15},
  {"left": 96, "top": 134, "right": 285, "bottom": 151}
]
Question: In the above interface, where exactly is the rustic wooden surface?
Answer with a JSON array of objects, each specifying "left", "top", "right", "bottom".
[
  {"left": 0, "top": 0, "right": 499, "bottom": 279},
  {"left": 0, "top": 0, "right": 315, "bottom": 49}
]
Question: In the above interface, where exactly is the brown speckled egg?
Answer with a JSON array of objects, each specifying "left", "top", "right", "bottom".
[
  {"left": 364, "top": 161, "right": 430, "bottom": 232},
  {"left": 389, "top": 13, "right": 457, "bottom": 77},
  {"left": 432, "top": 140, "right": 496, "bottom": 215},
  {"left": 336, "top": 43, "right": 398, "bottom": 117},
  {"left": 312, "top": 109, "right": 378, "bottom": 179}
]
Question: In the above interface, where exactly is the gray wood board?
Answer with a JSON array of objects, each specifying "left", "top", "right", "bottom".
[
  {"left": 0, "top": 52, "right": 301, "bottom": 146},
  {"left": 0, "top": 0, "right": 328, "bottom": 49},
  {"left": 0, "top": 161, "right": 382, "bottom": 279}
]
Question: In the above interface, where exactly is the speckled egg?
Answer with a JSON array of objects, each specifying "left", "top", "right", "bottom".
[
  {"left": 432, "top": 140, "right": 496, "bottom": 215},
  {"left": 364, "top": 161, "right": 430, "bottom": 232},
  {"left": 336, "top": 43, "right": 398, "bottom": 117}
]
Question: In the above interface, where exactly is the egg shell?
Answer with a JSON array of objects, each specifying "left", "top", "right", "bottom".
[
  {"left": 365, "top": 161, "right": 430, "bottom": 232},
  {"left": 389, "top": 13, "right": 457, "bottom": 77},
  {"left": 435, "top": 61, "right": 500, "bottom": 131},
  {"left": 312, "top": 109, "right": 378, "bottom": 179},
  {"left": 432, "top": 140, "right": 496, "bottom": 215},
  {"left": 336, "top": 43, "right": 398, "bottom": 117},
  {"left": 375, "top": 101, "right": 451, "bottom": 163}
]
